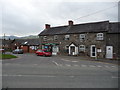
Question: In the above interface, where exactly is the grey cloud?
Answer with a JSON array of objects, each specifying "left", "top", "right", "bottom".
[{"left": 1, "top": 1, "right": 118, "bottom": 36}]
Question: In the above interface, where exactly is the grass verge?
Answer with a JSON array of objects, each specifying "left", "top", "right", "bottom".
[{"left": 0, "top": 54, "right": 18, "bottom": 59}]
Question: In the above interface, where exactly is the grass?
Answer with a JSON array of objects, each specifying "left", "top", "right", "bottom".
[{"left": 0, "top": 54, "right": 18, "bottom": 59}]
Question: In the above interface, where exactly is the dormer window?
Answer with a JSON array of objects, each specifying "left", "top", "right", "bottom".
[
  {"left": 96, "top": 33, "right": 103, "bottom": 40},
  {"left": 43, "top": 36, "right": 47, "bottom": 41},
  {"left": 79, "top": 34, "right": 85, "bottom": 41},
  {"left": 65, "top": 35, "right": 70, "bottom": 40}
]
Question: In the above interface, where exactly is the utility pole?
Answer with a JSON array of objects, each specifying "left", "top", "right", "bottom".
[{"left": 3, "top": 33, "right": 5, "bottom": 54}]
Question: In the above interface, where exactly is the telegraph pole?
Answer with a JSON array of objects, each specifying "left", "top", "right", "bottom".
[{"left": 3, "top": 33, "right": 5, "bottom": 54}]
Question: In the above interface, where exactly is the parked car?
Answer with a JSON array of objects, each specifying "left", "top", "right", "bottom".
[
  {"left": 12, "top": 49, "right": 24, "bottom": 54},
  {"left": 0, "top": 49, "right": 5, "bottom": 54},
  {"left": 35, "top": 49, "right": 52, "bottom": 56}
]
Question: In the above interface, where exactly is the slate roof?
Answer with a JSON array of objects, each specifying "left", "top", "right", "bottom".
[
  {"left": 39, "top": 21, "right": 120, "bottom": 36},
  {"left": 108, "top": 22, "right": 120, "bottom": 33},
  {"left": 15, "top": 39, "right": 40, "bottom": 45},
  {"left": 2, "top": 39, "right": 13, "bottom": 45}
]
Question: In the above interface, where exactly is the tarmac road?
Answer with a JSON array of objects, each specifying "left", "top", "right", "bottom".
[{"left": 2, "top": 53, "right": 119, "bottom": 88}]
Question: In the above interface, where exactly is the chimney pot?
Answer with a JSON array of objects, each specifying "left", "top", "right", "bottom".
[
  {"left": 68, "top": 20, "right": 73, "bottom": 26},
  {"left": 45, "top": 24, "right": 50, "bottom": 29}
]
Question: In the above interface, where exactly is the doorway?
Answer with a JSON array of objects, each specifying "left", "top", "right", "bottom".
[
  {"left": 90, "top": 45, "right": 96, "bottom": 57},
  {"left": 106, "top": 46, "right": 113, "bottom": 59}
]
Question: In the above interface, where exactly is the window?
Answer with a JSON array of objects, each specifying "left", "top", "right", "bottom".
[
  {"left": 65, "top": 45, "right": 69, "bottom": 53},
  {"left": 79, "top": 45, "right": 85, "bottom": 52},
  {"left": 79, "top": 34, "right": 85, "bottom": 41},
  {"left": 65, "top": 35, "right": 70, "bottom": 40},
  {"left": 96, "top": 33, "right": 103, "bottom": 40},
  {"left": 54, "top": 35, "right": 58, "bottom": 41},
  {"left": 43, "top": 36, "right": 47, "bottom": 41}
]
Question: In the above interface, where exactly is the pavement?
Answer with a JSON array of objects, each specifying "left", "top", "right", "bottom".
[
  {"left": 2, "top": 53, "right": 119, "bottom": 88},
  {"left": 53, "top": 55, "right": 119, "bottom": 65}
]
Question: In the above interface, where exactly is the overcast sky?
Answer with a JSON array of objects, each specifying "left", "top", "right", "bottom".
[{"left": 0, "top": 0, "right": 119, "bottom": 37}]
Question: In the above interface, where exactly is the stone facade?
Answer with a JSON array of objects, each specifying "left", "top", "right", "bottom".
[
  {"left": 40, "top": 32, "right": 107, "bottom": 58},
  {"left": 39, "top": 21, "right": 120, "bottom": 59}
]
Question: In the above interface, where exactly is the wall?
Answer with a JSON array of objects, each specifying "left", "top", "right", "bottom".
[
  {"left": 106, "top": 33, "right": 120, "bottom": 59},
  {"left": 40, "top": 32, "right": 107, "bottom": 58}
]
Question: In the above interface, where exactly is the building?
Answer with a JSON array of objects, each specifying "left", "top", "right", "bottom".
[
  {"left": 11, "top": 39, "right": 40, "bottom": 53},
  {"left": 1, "top": 39, "right": 40, "bottom": 53},
  {"left": 38, "top": 20, "right": 120, "bottom": 59}
]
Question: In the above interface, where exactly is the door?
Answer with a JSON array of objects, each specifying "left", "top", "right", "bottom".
[
  {"left": 106, "top": 46, "right": 113, "bottom": 59},
  {"left": 91, "top": 45, "right": 96, "bottom": 57},
  {"left": 71, "top": 46, "right": 75, "bottom": 55},
  {"left": 52, "top": 46, "right": 59, "bottom": 55}
]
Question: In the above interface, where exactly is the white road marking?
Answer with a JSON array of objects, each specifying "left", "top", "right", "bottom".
[
  {"left": 74, "top": 65, "right": 79, "bottom": 67},
  {"left": 2, "top": 74, "right": 56, "bottom": 77},
  {"left": 65, "top": 64, "right": 71, "bottom": 66},
  {"left": 81, "top": 65, "right": 87, "bottom": 67},
  {"left": 2, "top": 74, "right": 77, "bottom": 78},
  {"left": 97, "top": 65, "right": 102, "bottom": 67},
  {"left": 61, "top": 59, "right": 78, "bottom": 63},
  {"left": 72, "top": 61, "right": 78, "bottom": 62},
  {"left": 111, "top": 66, "right": 117, "bottom": 68},
  {"left": 104, "top": 65, "right": 109, "bottom": 68},
  {"left": 111, "top": 76, "right": 120, "bottom": 79},
  {"left": 61, "top": 59, "right": 70, "bottom": 62},
  {"left": 89, "top": 65, "right": 96, "bottom": 67},
  {"left": 52, "top": 61, "right": 59, "bottom": 66}
]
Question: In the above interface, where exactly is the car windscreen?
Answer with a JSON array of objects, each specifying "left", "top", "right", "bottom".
[{"left": 37, "top": 50, "right": 43, "bottom": 52}]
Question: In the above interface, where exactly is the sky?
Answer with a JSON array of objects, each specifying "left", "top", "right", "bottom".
[{"left": 0, "top": 0, "right": 119, "bottom": 37}]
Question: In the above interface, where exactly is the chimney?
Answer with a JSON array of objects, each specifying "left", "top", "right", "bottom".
[
  {"left": 45, "top": 24, "right": 50, "bottom": 29},
  {"left": 68, "top": 20, "right": 73, "bottom": 26}
]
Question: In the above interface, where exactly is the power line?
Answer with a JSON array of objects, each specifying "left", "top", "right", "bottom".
[{"left": 74, "top": 4, "right": 117, "bottom": 21}]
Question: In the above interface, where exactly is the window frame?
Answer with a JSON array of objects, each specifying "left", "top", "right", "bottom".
[
  {"left": 54, "top": 35, "right": 58, "bottom": 41},
  {"left": 79, "top": 45, "right": 85, "bottom": 52},
  {"left": 43, "top": 36, "right": 47, "bottom": 42},
  {"left": 79, "top": 34, "right": 85, "bottom": 41},
  {"left": 96, "top": 33, "right": 104, "bottom": 40},
  {"left": 64, "top": 35, "right": 70, "bottom": 40}
]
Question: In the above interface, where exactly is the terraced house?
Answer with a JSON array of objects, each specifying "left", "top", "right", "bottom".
[{"left": 38, "top": 20, "right": 120, "bottom": 60}]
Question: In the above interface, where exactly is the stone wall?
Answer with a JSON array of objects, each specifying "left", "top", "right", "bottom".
[{"left": 40, "top": 32, "right": 107, "bottom": 58}]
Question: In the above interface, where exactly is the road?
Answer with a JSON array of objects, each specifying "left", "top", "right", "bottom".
[{"left": 2, "top": 53, "right": 119, "bottom": 88}]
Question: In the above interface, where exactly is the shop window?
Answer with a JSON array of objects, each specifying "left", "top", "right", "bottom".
[
  {"left": 65, "top": 35, "right": 70, "bottom": 40},
  {"left": 79, "top": 45, "right": 85, "bottom": 52},
  {"left": 96, "top": 33, "right": 104, "bottom": 40}
]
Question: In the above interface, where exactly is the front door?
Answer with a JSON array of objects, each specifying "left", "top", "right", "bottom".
[
  {"left": 52, "top": 46, "right": 59, "bottom": 55},
  {"left": 91, "top": 45, "right": 96, "bottom": 57},
  {"left": 106, "top": 46, "right": 113, "bottom": 59},
  {"left": 71, "top": 46, "right": 75, "bottom": 55}
]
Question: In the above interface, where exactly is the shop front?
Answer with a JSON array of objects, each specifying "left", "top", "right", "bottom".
[{"left": 42, "top": 43, "right": 59, "bottom": 55}]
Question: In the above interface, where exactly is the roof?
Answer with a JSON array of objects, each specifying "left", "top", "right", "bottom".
[
  {"left": 15, "top": 39, "right": 40, "bottom": 45},
  {"left": 39, "top": 21, "right": 120, "bottom": 36},
  {"left": 2, "top": 39, "right": 13, "bottom": 45},
  {"left": 108, "top": 22, "right": 120, "bottom": 33}
]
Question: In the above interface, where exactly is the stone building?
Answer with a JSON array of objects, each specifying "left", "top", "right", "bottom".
[{"left": 38, "top": 20, "right": 120, "bottom": 59}]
